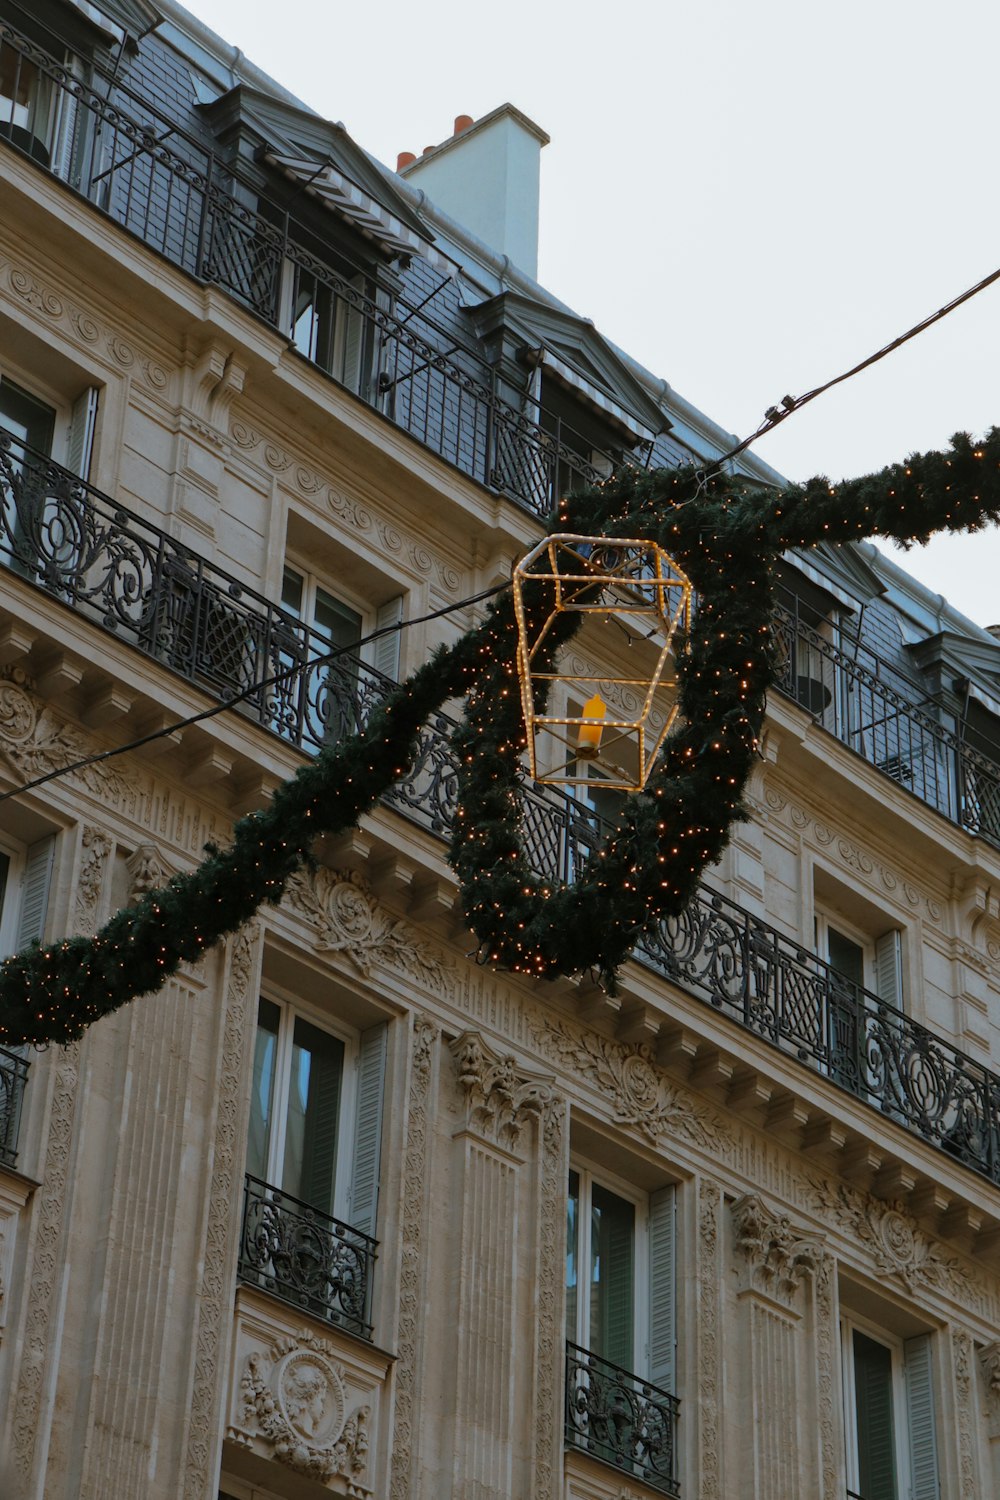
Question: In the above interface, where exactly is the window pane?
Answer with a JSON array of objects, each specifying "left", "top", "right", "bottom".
[
  {"left": 566, "top": 1169, "right": 580, "bottom": 1342},
  {"left": 0, "top": 378, "right": 56, "bottom": 454},
  {"left": 589, "top": 1182, "right": 634, "bottom": 1370},
  {"left": 313, "top": 586, "right": 361, "bottom": 651},
  {"left": 281, "top": 565, "right": 304, "bottom": 616},
  {"left": 854, "top": 1330, "right": 898, "bottom": 1500},
  {"left": 247, "top": 998, "right": 280, "bottom": 1182},
  {"left": 829, "top": 927, "right": 864, "bottom": 990},
  {"left": 282, "top": 1016, "right": 344, "bottom": 1215}
]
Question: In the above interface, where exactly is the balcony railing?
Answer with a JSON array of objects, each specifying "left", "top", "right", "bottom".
[
  {"left": 565, "top": 1342, "right": 680, "bottom": 1496},
  {"left": 773, "top": 596, "right": 1000, "bottom": 841},
  {"left": 237, "top": 1174, "right": 376, "bottom": 1339},
  {"left": 641, "top": 888, "right": 1000, "bottom": 1178},
  {"left": 0, "top": 1044, "right": 29, "bottom": 1166},
  {"left": 0, "top": 23, "right": 681, "bottom": 523},
  {"left": 3, "top": 429, "right": 1000, "bottom": 1184}
]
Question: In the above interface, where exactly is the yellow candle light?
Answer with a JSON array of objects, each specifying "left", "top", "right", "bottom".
[{"left": 577, "top": 693, "right": 607, "bottom": 757}]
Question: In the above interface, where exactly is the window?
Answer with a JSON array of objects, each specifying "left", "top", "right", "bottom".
[
  {"left": 279, "top": 562, "right": 403, "bottom": 749},
  {"left": 239, "top": 992, "right": 386, "bottom": 1337},
  {"left": 564, "top": 1165, "right": 677, "bottom": 1493},
  {"left": 0, "top": 833, "right": 55, "bottom": 1165},
  {"left": 816, "top": 908, "right": 903, "bottom": 1094},
  {"left": 0, "top": 37, "right": 56, "bottom": 165},
  {"left": 0, "top": 375, "right": 98, "bottom": 582},
  {"left": 841, "top": 1317, "right": 939, "bottom": 1500},
  {"left": 283, "top": 262, "right": 368, "bottom": 395}
]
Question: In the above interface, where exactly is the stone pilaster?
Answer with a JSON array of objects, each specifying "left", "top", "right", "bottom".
[
  {"left": 731, "top": 1194, "right": 825, "bottom": 1500},
  {"left": 447, "top": 1031, "right": 555, "bottom": 1500}
]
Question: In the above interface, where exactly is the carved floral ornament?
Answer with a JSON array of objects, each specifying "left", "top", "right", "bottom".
[
  {"left": 450, "top": 1030, "right": 556, "bottom": 1150},
  {"left": 732, "top": 1193, "right": 824, "bottom": 1306},
  {"left": 980, "top": 1339, "right": 1000, "bottom": 1406},
  {"left": 284, "top": 866, "right": 456, "bottom": 995},
  {"left": 806, "top": 1177, "right": 977, "bottom": 1302},
  {"left": 233, "top": 1330, "right": 371, "bottom": 1493},
  {"left": 530, "top": 1015, "right": 731, "bottom": 1153}
]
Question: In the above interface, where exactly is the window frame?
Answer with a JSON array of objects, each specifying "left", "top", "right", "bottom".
[
  {"left": 840, "top": 1314, "right": 911, "bottom": 1500},
  {"left": 566, "top": 1157, "right": 650, "bottom": 1376},
  {"left": 247, "top": 985, "right": 360, "bottom": 1227}
]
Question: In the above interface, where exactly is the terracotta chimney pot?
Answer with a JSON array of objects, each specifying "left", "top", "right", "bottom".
[
  {"left": 397, "top": 150, "right": 416, "bottom": 171},
  {"left": 454, "top": 114, "right": 474, "bottom": 135}
]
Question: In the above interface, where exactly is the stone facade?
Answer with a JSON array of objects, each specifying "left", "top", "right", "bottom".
[{"left": 0, "top": 4, "right": 999, "bottom": 1499}]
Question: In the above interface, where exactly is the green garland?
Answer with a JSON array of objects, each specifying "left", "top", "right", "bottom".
[{"left": 3, "top": 428, "right": 1000, "bottom": 1046}]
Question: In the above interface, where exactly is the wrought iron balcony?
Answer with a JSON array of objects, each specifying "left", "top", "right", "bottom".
[
  {"left": 0, "top": 23, "right": 685, "bottom": 523},
  {"left": 773, "top": 593, "right": 1000, "bottom": 841},
  {"left": 565, "top": 1342, "right": 679, "bottom": 1495},
  {"left": 0, "top": 1043, "right": 29, "bottom": 1167},
  {"left": 237, "top": 1174, "right": 376, "bottom": 1340},
  {"left": 3, "top": 428, "right": 1000, "bottom": 1184}
]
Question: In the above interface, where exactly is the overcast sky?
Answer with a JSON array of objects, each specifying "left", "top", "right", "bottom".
[{"left": 186, "top": 0, "right": 1000, "bottom": 627}]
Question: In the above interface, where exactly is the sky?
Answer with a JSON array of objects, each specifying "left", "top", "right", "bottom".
[{"left": 185, "top": 0, "right": 1000, "bottom": 626}]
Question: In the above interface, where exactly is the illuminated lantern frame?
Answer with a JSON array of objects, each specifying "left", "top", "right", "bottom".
[{"left": 512, "top": 534, "right": 692, "bottom": 793}]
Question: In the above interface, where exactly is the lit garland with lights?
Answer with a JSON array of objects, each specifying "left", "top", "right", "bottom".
[{"left": 3, "top": 427, "right": 1000, "bottom": 1045}]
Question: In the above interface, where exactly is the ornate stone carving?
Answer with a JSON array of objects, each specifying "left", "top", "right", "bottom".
[
  {"left": 953, "top": 1328, "right": 978, "bottom": 1498},
  {"left": 532, "top": 1095, "right": 566, "bottom": 1500},
  {"left": 5, "top": 260, "right": 166, "bottom": 392},
  {"left": 390, "top": 1014, "right": 437, "bottom": 1500},
  {"left": 183, "top": 927, "right": 260, "bottom": 1496},
  {"left": 285, "top": 867, "right": 456, "bottom": 994},
  {"left": 228, "top": 416, "right": 460, "bottom": 592},
  {"left": 236, "top": 1332, "right": 370, "bottom": 1492},
  {"left": 732, "top": 1194, "right": 823, "bottom": 1306},
  {"left": 698, "top": 1179, "right": 723, "bottom": 1500},
  {"left": 531, "top": 1016, "right": 732, "bottom": 1152},
  {"left": 980, "top": 1338, "right": 1000, "bottom": 1403},
  {"left": 451, "top": 1031, "right": 554, "bottom": 1151},
  {"left": 814, "top": 1255, "right": 839, "bottom": 1497},
  {"left": 0, "top": 688, "right": 137, "bottom": 805},
  {"left": 75, "top": 826, "right": 111, "bottom": 933},
  {"left": 125, "top": 842, "right": 175, "bottom": 903},
  {"left": 806, "top": 1178, "right": 976, "bottom": 1300}
]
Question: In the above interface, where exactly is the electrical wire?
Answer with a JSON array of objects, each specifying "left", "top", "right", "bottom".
[
  {"left": 0, "top": 581, "right": 506, "bottom": 807},
  {"left": 711, "top": 259, "right": 1000, "bottom": 474}
]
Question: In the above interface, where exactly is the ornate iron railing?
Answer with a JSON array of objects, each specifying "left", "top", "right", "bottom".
[
  {"left": 0, "top": 22, "right": 676, "bottom": 522},
  {"left": 4, "top": 429, "right": 1000, "bottom": 1182},
  {"left": 0, "top": 1044, "right": 29, "bottom": 1167},
  {"left": 641, "top": 887, "right": 1000, "bottom": 1178},
  {"left": 237, "top": 1174, "right": 376, "bottom": 1339},
  {"left": 773, "top": 596, "right": 1000, "bottom": 839},
  {"left": 565, "top": 1342, "right": 679, "bottom": 1495}
]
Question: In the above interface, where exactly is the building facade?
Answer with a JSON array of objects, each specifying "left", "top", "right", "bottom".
[{"left": 1, "top": 4, "right": 1000, "bottom": 1498}]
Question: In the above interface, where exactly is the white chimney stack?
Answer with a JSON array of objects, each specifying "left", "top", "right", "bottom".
[{"left": 397, "top": 104, "right": 550, "bottom": 280}]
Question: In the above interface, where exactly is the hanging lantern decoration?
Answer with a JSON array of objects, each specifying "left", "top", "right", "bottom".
[{"left": 512, "top": 534, "right": 692, "bottom": 793}]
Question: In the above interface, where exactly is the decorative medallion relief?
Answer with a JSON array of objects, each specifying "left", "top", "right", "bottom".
[
  {"left": 531, "top": 1016, "right": 732, "bottom": 1152},
  {"left": 805, "top": 1177, "right": 977, "bottom": 1302},
  {"left": 451, "top": 1030, "right": 554, "bottom": 1151},
  {"left": 233, "top": 1331, "right": 371, "bottom": 1493},
  {"left": 284, "top": 866, "right": 457, "bottom": 994},
  {"left": 732, "top": 1193, "right": 824, "bottom": 1308}
]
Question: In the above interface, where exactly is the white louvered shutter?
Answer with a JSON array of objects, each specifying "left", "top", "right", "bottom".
[
  {"left": 904, "top": 1333, "right": 940, "bottom": 1500},
  {"left": 349, "top": 1022, "right": 387, "bottom": 1238},
  {"left": 874, "top": 929, "right": 903, "bottom": 1008},
  {"left": 17, "top": 835, "right": 55, "bottom": 950},
  {"left": 66, "top": 387, "right": 100, "bottom": 481},
  {"left": 374, "top": 596, "right": 403, "bottom": 682},
  {"left": 648, "top": 1184, "right": 676, "bottom": 1393}
]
